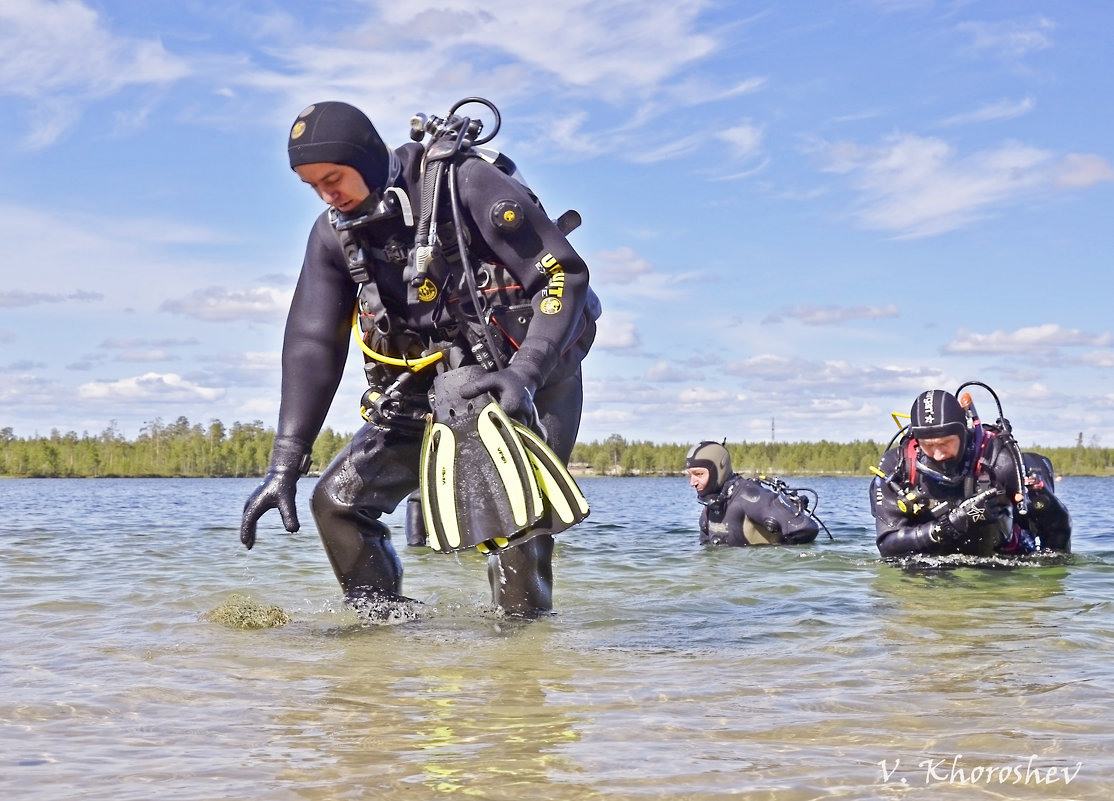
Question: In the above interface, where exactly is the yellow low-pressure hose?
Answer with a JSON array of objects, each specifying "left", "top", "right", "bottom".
[{"left": 351, "top": 307, "right": 443, "bottom": 371}]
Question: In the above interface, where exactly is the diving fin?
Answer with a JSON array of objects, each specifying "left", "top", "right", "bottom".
[
  {"left": 482, "top": 420, "right": 590, "bottom": 553},
  {"left": 420, "top": 367, "right": 544, "bottom": 554},
  {"left": 419, "top": 366, "right": 591, "bottom": 554}
]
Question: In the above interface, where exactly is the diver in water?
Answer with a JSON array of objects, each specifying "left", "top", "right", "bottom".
[
  {"left": 238, "top": 99, "right": 600, "bottom": 616},
  {"left": 870, "top": 386, "right": 1071, "bottom": 559},
  {"left": 684, "top": 441, "right": 824, "bottom": 546}
]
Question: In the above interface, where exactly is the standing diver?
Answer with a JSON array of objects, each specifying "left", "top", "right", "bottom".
[
  {"left": 684, "top": 441, "right": 826, "bottom": 546},
  {"left": 870, "top": 386, "right": 1071, "bottom": 559},
  {"left": 239, "top": 99, "right": 600, "bottom": 617}
]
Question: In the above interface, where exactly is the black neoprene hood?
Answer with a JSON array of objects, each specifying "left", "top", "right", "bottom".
[
  {"left": 909, "top": 389, "right": 967, "bottom": 448},
  {"left": 287, "top": 102, "right": 390, "bottom": 192}
]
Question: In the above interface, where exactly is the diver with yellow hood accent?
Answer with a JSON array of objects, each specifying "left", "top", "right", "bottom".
[{"left": 684, "top": 441, "right": 828, "bottom": 546}]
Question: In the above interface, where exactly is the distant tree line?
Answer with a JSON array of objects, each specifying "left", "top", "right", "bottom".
[
  {"left": 570, "top": 433, "right": 1114, "bottom": 478},
  {"left": 2, "top": 420, "right": 1112, "bottom": 478},
  {"left": 0, "top": 417, "right": 347, "bottom": 478}
]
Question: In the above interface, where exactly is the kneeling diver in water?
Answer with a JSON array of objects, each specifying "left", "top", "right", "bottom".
[
  {"left": 870, "top": 384, "right": 1071, "bottom": 559},
  {"left": 684, "top": 441, "right": 830, "bottom": 546}
]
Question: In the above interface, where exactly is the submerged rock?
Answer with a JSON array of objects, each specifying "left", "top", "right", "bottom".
[{"left": 204, "top": 593, "right": 290, "bottom": 629}]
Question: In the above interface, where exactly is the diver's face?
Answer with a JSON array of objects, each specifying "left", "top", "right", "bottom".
[
  {"left": 687, "top": 467, "right": 710, "bottom": 493},
  {"left": 918, "top": 435, "right": 961, "bottom": 462},
  {"left": 294, "top": 162, "right": 371, "bottom": 213}
]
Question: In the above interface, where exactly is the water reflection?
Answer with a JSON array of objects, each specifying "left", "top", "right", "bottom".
[
  {"left": 3, "top": 477, "right": 1113, "bottom": 800},
  {"left": 254, "top": 618, "right": 591, "bottom": 798}
]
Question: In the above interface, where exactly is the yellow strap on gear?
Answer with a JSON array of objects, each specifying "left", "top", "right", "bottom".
[{"left": 351, "top": 307, "right": 443, "bottom": 372}]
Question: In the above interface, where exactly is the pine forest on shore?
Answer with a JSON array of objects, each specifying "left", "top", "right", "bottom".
[{"left": 2, "top": 417, "right": 1112, "bottom": 479}]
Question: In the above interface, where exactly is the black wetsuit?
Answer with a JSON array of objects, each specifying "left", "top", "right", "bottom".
[
  {"left": 698, "top": 475, "right": 820, "bottom": 546},
  {"left": 870, "top": 431, "right": 1070, "bottom": 558},
  {"left": 268, "top": 142, "right": 599, "bottom": 614}
]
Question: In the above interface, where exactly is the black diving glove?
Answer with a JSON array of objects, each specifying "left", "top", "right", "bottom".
[
  {"left": 944, "top": 487, "right": 1006, "bottom": 535},
  {"left": 459, "top": 345, "right": 554, "bottom": 421},
  {"left": 239, "top": 435, "right": 312, "bottom": 550}
]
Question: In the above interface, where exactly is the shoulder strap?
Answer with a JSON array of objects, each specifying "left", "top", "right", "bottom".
[{"left": 905, "top": 438, "right": 918, "bottom": 484}]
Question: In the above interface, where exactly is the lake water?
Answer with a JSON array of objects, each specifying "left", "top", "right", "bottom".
[{"left": 1, "top": 475, "right": 1112, "bottom": 800}]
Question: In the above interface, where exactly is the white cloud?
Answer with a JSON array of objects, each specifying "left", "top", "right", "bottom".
[
  {"left": 956, "top": 17, "right": 1055, "bottom": 60},
  {"left": 677, "top": 386, "right": 731, "bottom": 404},
  {"left": 819, "top": 132, "right": 1057, "bottom": 238},
  {"left": 1055, "top": 153, "right": 1114, "bottom": 189},
  {"left": 1080, "top": 351, "right": 1114, "bottom": 369},
  {"left": 374, "top": 1, "right": 718, "bottom": 98},
  {"left": 938, "top": 97, "right": 1035, "bottom": 127},
  {"left": 716, "top": 120, "right": 765, "bottom": 160},
  {"left": 645, "top": 361, "right": 701, "bottom": 382},
  {"left": 0, "top": 0, "right": 190, "bottom": 146},
  {"left": 592, "top": 312, "right": 641, "bottom": 350},
  {"left": 945, "top": 324, "right": 1113, "bottom": 355},
  {"left": 628, "top": 132, "right": 712, "bottom": 164},
  {"left": 100, "top": 338, "right": 199, "bottom": 349},
  {"left": 0, "top": 289, "right": 104, "bottom": 308},
  {"left": 77, "top": 372, "right": 225, "bottom": 402},
  {"left": 115, "top": 350, "right": 178, "bottom": 363},
  {"left": 160, "top": 287, "right": 293, "bottom": 322},
  {"left": 765, "top": 304, "right": 899, "bottom": 325},
  {"left": 591, "top": 247, "right": 698, "bottom": 298}
]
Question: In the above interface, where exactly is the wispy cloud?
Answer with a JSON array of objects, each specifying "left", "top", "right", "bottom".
[
  {"left": 764, "top": 304, "right": 899, "bottom": 325},
  {"left": 0, "top": 289, "right": 104, "bottom": 308},
  {"left": 1055, "top": 154, "right": 1114, "bottom": 188},
  {"left": 160, "top": 287, "right": 293, "bottom": 322},
  {"left": 590, "top": 246, "right": 698, "bottom": 298},
  {"left": 592, "top": 312, "right": 640, "bottom": 351},
  {"left": 945, "top": 324, "right": 1112, "bottom": 355},
  {"left": 77, "top": 372, "right": 225, "bottom": 402},
  {"left": 938, "top": 97, "right": 1035, "bottom": 127},
  {"left": 645, "top": 361, "right": 702, "bottom": 382},
  {"left": 716, "top": 120, "right": 765, "bottom": 160},
  {"left": 956, "top": 16, "right": 1055, "bottom": 60},
  {"left": 1, "top": 0, "right": 189, "bottom": 146},
  {"left": 373, "top": 1, "right": 718, "bottom": 98},
  {"left": 816, "top": 132, "right": 1114, "bottom": 238},
  {"left": 100, "top": 338, "right": 200, "bottom": 349}
]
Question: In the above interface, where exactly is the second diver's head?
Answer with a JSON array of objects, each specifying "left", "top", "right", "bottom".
[
  {"left": 909, "top": 389, "right": 969, "bottom": 484},
  {"left": 685, "top": 440, "right": 732, "bottom": 498},
  {"left": 287, "top": 101, "right": 390, "bottom": 214}
]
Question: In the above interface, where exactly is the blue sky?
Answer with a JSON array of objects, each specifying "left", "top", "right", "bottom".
[{"left": 2, "top": 0, "right": 1112, "bottom": 448}]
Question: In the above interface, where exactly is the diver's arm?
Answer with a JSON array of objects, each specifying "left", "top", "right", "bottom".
[
  {"left": 871, "top": 449, "right": 948, "bottom": 557},
  {"left": 240, "top": 215, "right": 354, "bottom": 549},
  {"left": 697, "top": 507, "right": 711, "bottom": 545},
  {"left": 458, "top": 158, "right": 591, "bottom": 382},
  {"left": 276, "top": 213, "right": 356, "bottom": 446},
  {"left": 875, "top": 510, "right": 949, "bottom": 558}
]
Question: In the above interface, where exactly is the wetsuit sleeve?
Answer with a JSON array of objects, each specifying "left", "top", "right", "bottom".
[
  {"left": 457, "top": 158, "right": 592, "bottom": 382},
  {"left": 275, "top": 212, "right": 357, "bottom": 448},
  {"left": 871, "top": 448, "right": 946, "bottom": 558}
]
